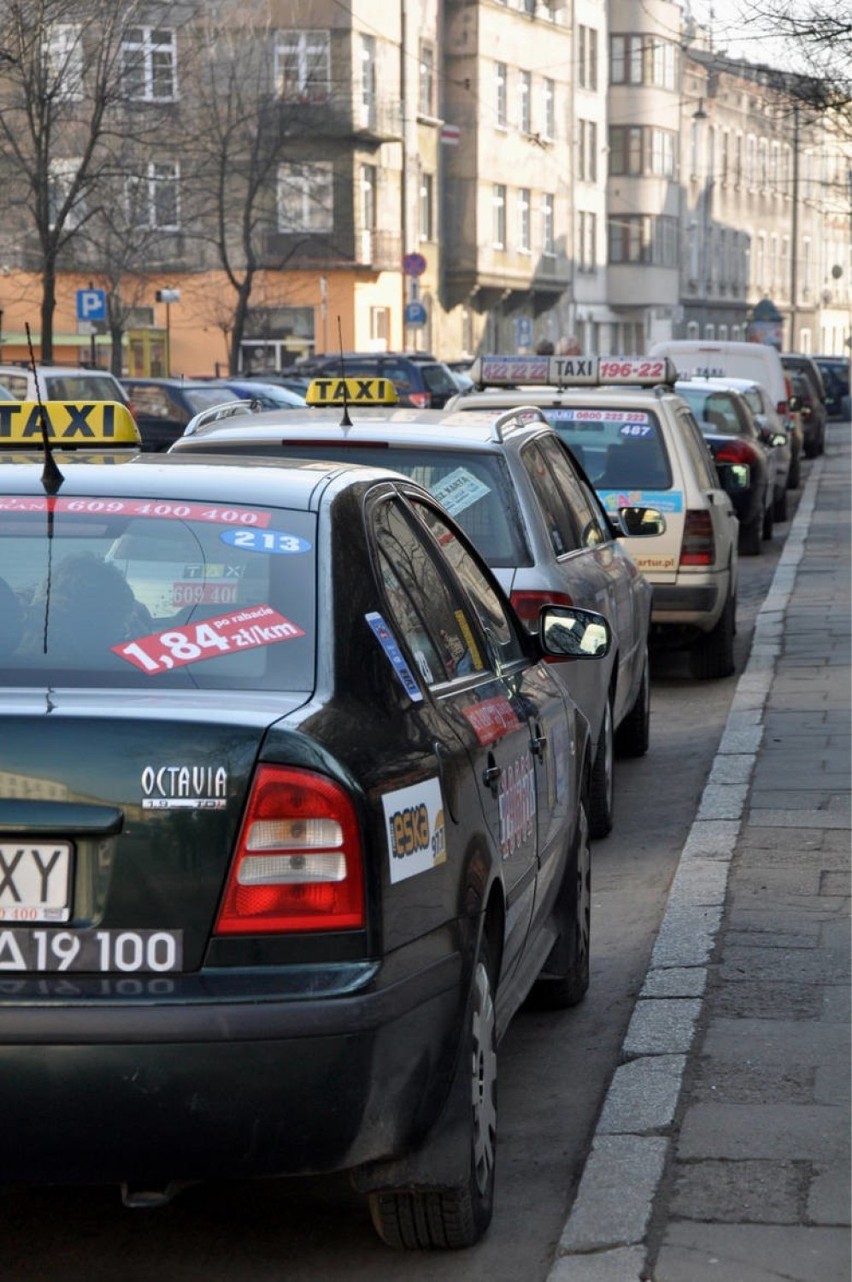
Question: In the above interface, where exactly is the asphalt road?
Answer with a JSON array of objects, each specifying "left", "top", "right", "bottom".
[{"left": 0, "top": 469, "right": 807, "bottom": 1282}]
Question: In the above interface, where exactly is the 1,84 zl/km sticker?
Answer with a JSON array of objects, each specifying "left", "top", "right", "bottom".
[{"left": 0, "top": 928, "right": 183, "bottom": 973}]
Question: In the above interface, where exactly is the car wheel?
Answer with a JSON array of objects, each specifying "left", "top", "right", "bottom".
[
  {"left": 787, "top": 454, "right": 801, "bottom": 489},
  {"left": 368, "top": 940, "right": 497, "bottom": 1249},
  {"left": 615, "top": 645, "right": 650, "bottom": 758},
  {"left": 739, "top": 512, "right": 762, "bottom": 555},
  {"left": 689, "top": 588, "right": 736, "bottom": 680},
  {"left": 533, "top": 794, "right": 591, "bottom": 1009},
  {"left": 773, "top": 487, "right": 788, "bottom": 522},
  {"left": 588, "top": 697, "right": 614, "bottom": 839},
  {"left": 762, "top": 499, "right": 774, "bottom": 541}
]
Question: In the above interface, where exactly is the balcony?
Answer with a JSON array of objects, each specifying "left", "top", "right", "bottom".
[
  {"left": 271, "top": 90, "right": 403, "bottom": 145},
  {"left": 262, "top": 229, "right": 402, "bottom": 273}
]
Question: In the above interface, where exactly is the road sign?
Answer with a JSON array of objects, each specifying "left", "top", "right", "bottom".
[
  {"left": 402, "top": 252, "right": 427, "bottom": 278},
  {"left": 515, "top": 316, "right": 533, "bottom": 349},
  {"left": 440, "top": 124, "right": 460, "bottom": 146},
  {"left": 405, "top": 301, "right": 428, "bottom": 327},
  {"left": 76, "top": 288, "right": 106, "bottom": 322}
]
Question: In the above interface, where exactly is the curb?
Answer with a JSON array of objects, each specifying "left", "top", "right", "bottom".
[{"left": 546, "top": 456, "right": 826, "bottom": 1282}]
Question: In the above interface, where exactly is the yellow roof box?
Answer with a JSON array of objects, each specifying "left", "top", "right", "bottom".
[
  {"left": 305, "top": 376, "right": 399, "bottom": 407},
  {"left": 0, "top": 400, "right": 141, "bottom": 448}
]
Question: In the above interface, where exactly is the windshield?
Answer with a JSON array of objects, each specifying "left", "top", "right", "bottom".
[
  {"left": 0, "top": 496, "right": 316, "bottom": 690},
  {"left": 42, "top": 374, "right": 127, "bottom": 403},
  {"left": 533, "top": 406, "right": 672, "bottom": 491}
]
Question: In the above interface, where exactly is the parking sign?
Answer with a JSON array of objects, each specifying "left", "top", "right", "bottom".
[{"left": 76, "top": 289, "right": 106, "bottom": 322}]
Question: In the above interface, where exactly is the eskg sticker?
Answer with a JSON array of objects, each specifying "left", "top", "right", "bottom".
[{"left": 383, "top": 778, "right": 446, "bottom": 884}]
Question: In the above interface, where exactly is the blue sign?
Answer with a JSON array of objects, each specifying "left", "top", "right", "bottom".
[
  {"left": 76, "top": 288, "right": 106, "bottom": 322},
  {"left": 515, "top": 316, "right": 533, "bottom": 349},
  {"left": 405, "top": 301, "right": 428, "bottom": 327},
  {"left": 402, "top": 252, "right": 427, "bottom": 278}
]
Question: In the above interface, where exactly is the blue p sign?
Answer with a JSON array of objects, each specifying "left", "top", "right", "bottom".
[{"left": 76, "top": 288, "right": 106, "bottom": 322}]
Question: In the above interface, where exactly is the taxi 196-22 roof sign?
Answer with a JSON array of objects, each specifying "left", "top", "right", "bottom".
[
  {"left": 469, "top": 354, "right": 679, "bottom": 389},
  {"left": 0, "top": 401, "right": 141, "bottom": 447},
  {"left": 305, "top": 377, "right": 399, "bottom": 407}
]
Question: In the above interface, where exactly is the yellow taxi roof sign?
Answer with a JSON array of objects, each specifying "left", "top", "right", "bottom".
[
  {"left": 0, "top": 400, "right": 141, "bottom": 448},
  {"left": 305, "top": 376, "right": 398, "bottom": 407}
]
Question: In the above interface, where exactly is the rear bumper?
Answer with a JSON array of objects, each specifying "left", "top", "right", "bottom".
[
  {"left": 0, "top": 952, "right": 465, "bottom": 1186},
  {"left": 650, "top": 576, "right": 725, "bottom": 632}
]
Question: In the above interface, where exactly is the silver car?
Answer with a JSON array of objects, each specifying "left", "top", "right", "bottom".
[{"left": 170, "top": 398, "right": 658, "bottom": 840}]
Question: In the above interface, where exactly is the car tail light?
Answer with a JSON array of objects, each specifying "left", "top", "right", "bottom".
[
  {"left": 680, "top": 510, "right": 715, "bottom": 567},
  {"left": 214, "top": 766, "right": 365, "bottom": 934},
  {"left": 407, "top": 391, "right": 431, "bottom": 408},
  {"left": 510, "top": 589, "right": 574, "bottom": 627},
  {"left": 713, "top": 439, "right": 759, "bottom": 467}
]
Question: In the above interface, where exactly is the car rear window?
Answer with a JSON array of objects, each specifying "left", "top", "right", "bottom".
[
  {"left": 420, "top": 364, "right": 459, "bottom": 396},
  {"left": 0, "top": 372, "right": 29, "bottom": 399},
  {"left": 536, "top": 406, "right": 672, "bottom": 490},
  {"left": 677, "top": 389, "right": 744, "bottom": 435},
  {"left": 223, "top": 442, "right": 531, "bottom": 568},
  {"left": 0, "top": 497, "right": 316, "bottom": 690},
  {"left": 42, "top": 375, "right": 128, "bottom": 403}
]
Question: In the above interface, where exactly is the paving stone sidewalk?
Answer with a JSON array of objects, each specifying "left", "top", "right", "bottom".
[{"left": 549, "top": 424, "right": 851, "bottom": 1282}]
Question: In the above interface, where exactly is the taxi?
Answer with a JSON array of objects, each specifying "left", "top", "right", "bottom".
[
  {"left": 0, "top": 398, "right": 141, "bottom": 459},
  {"left": 444, "top": 355, "right": 740, "bottom": 680},
  {"left": 172, "top": 378, "right": 660, "bottom": 839},
  {"left": 0, "top": 435, "right": 611, "bottom": 1249}
]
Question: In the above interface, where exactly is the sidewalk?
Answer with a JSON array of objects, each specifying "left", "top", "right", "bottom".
[{"left": 548, "top": 424, "right": 851, "bottom": 1282}]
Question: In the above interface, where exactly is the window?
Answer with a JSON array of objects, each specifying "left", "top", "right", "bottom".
[
  {"left": 539, "top": 438, "right": 607, "bottom": 548},
  {"left": 578, "top": 25, "right": 588, "bottom": 88},
  {"left": 360, "top": 35, "right": 376, "bottom": 128},
  {"left": 45, "top": 23, "right": 83, "bottom": 99},
  {"left": 542, "top": 193, "right": 555, "bottom": 255},
  {"left": 370, "top": 306, "right": 389, "bottom": 344},
  {"left": 720, "top": 130, "right": 730, "bottom": 185},
  {"left": 495, "top": 62, "right": 507, "bottom": 127},
  {"left": 275, "top": 29, "right": 330, "bottom": 103},
  {"left": 492, "top": 184, "right": 506, "bottom": 247},
  {"left": 361, "top": 164, "right": 376, "bottom": 232},
  {"left": 518, "top": 188, "right": 531, "bottom": 252},
  {"left": 610, "top": 34, "right": 676, "bottom": 88},
  {"left": 578, "top": 119, "right": 597, "bottom": 182},
  {"left": 48, "top": 158, "right": 85, "bottom": 230},
  {"left": 126, "top": 162, "right": 180, "bottom": 230},
  {"left": 419, "top": 171, "right": 434, "bottom": 241},
  {"left": 578, "top": 25, "right": 599, "bottom": 90},
  {"left": 519, "top": 70, "right": 532, "bottom": 133},
  {"left": 734, "top": 133, "right": 743, "bottom": 186},
  {"left": 277, "top": 162, "right": 333, "bottom": 232},
  {"left": 608, "top": 215, "right": 677, "bottom": 267},
  {"left": 578, "top": 210, "right": 597, "bottom": 271},
  {"left": 543, "top": 78, "right": 555, "bottom": 139},
  {"left": 121, "top": 27, "right": 177, "bottom": 101},
  {"left": 588, "top": 27, "right": 599, "bottom": 91},
  {"left": 521, "top": 441, "right": 580, "bottom": 558},
  {"left": 610, "top": 126, "right": 674, "bottom": 178},
  {"left": 418, "top": 42, "right": 434, "bottom": 116}
]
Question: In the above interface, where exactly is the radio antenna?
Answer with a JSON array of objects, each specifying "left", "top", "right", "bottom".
[
  {"left": 26, "top": 322, "right": 64, "bottom": 495},
  {"left": 337, "top": 315, "right": 352, "bottom": 427}
]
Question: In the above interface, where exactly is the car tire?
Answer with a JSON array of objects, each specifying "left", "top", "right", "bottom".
[
  {"left": 773, "top": 487, "right": 788, "bottom": 522},
  {"left": 739, "top": 512, "right": 762, "bottom": 556},
  {"left": 533, "top": 794, "right": 591, "bottom": 1009},
  {"left": 787, "top": 453, "right": 801, "bottom": 490},
  {"left": 762, "top": 500, "right": 774, "bottom": 541},
  {"left": 368, "top": 939, "right": 497, "bottom": 1250},
  {"left": 588, "top": 697, "right": 614, "bottom": 839},
  {"left": 689, "top": 588, "right": 736, "bottom": 680},
  {"left": 615, "top": 645, "right": 650, "bottom": 758}
]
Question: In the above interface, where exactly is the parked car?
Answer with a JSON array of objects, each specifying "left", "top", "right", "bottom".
[
  {"left": 172, "top": 386, "right": 660, "bottom": 839},
  {"left": 229, "top": 370, "right": 313, "bottom": 398},
  {"left": 296, "top": 352, "right": 460, "bottom": 408},
  {"left": 0, "top": 445, "right": 610, "bottom": 1249},
  {"left": 674, "top": 380, "right": 782, "bottom": 553},
  {"left": 206, "top": 379, "right": 307, "bottom": 409},
  {"left": 0, "top": 363, "right": 132, "bottom": 410},
  {"left": 120, "top": 377, "right": 241, "bottom": 451},
  {"left": 811, "top": 355, "right": 850, "bottom": 421},
  {"left": 781, "top": 355, "right": 827, "bottom": 455},
  {"left": 445, "top": 354, "right": 740, "bottom": 680}
]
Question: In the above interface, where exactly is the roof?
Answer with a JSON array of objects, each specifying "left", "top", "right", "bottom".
[{"left": 171, "top": 404, "right": 552, "bottom": 452}]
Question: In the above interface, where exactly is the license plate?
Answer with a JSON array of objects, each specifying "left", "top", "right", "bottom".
[
  {"left": 0, "top": 928, "right": 183, "bottom": 973},
  {"left": 0, "top": 842, "right": 72, "bottom": 923}
]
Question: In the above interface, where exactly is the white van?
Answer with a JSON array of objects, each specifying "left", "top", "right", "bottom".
[{"left": 648, "top": 341, "right": 789, "bottom": 418}]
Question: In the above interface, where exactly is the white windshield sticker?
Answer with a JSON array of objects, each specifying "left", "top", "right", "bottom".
[{"left": 430, "top": 468, "right": 491, "bottom": 516}]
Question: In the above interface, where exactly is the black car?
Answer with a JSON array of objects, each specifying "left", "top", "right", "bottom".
[
  {"left": 298, "top": 352, "right": 459, "bottom": 408},
  {"left": 675, "top": 381, "right": 782, "bottom": 554},
  {"left": 0, "top": 449, "right": 609, "bottom": 1248},
  {"left": 811, "top": 355, "right": 850, "bottom": 423},
  {"left": 781, "top": 354, "right": 827, "bottom": 454},
  {"left": 121, "top": 377, "right": 241, "bottom": 450}
]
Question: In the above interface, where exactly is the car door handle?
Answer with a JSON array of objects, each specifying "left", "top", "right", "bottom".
[
  {"left": 482, "top": 762, "right": 502, "bottom": 788},
  {"left": 530, "top": 733, "right": 547, "bottom": 760}
]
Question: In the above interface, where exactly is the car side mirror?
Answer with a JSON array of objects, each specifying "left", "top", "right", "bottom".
[
  {"left": 539, "top": 606, "right": 612, "bottom": 660},
  {"left": 770, "top": 432, "right": 787, "bottom": 448},
  {"left": 614, "top": 505, "right": 666, "bottom": 538},
  {"left": 788, "top": 395, "right": 800, "bottom": 412}
]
